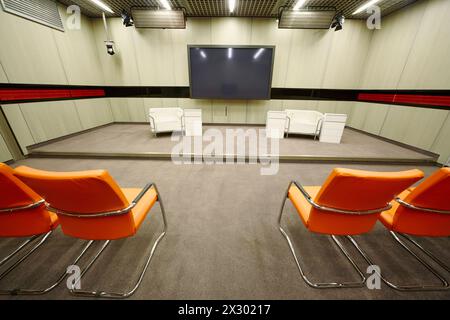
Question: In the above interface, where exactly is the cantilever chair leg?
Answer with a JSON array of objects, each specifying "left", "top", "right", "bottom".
[
  {"left": 0, "top": 232, "right": 95, "bottom": 296},
  {"left": 69, "top": 185, "right": 168, "bottom": 299},
  {"left": 0, "top": 234, "right": 43, "bottom": 267},
  {"left": 278, "top": 188, "right": 366, "bottom": 289},
  {"left": 347, "top": 234, "right": 449, "bottom": 291},
  {"left": 397, "top": 233, "right": 450, "bottom": 274},
  {"left": 0, "top": 231, "right": 53, "bottom": 282}
]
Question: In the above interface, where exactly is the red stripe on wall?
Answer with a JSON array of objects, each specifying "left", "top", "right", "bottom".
[
  {"left": 358, "top": 93, "right": 450, "bottom": 107},
  {"left": 0, "top": 88, "right": 105, "bottom": 102}
]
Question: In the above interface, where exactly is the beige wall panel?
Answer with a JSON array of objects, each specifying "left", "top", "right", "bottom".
[
  {"left": 74, "top": 99, "right": 113, "bottom": 129},
  {"left": 172, "top": 18, "right": 212, "bottom": 86},
  {"left": 380, "top": 106, "right": 447, "bottom": 150},
  {"left": 109, "top": 98, "right": 131, "bottom": 121},
  {"left": 0, "top": 8, "right": 67, "bottom": 84},
  {"left": 1, "top": 104, "right": 35, "bottom": 154},
  {"left": 20, "top": 101, "right": 83, "bottom": 143},
  {"left": 249, "top": 19, "right": 292, "bottom": 88},
  {"left": 178, "top": 98, "right": 213, "bottom": 123},
  {"left": 360, "top": 104, "right": 390, "bottom": 135},
  {"left": 210, "top": 18, "right": 252, "bottom": 45},
  {"left": 246, "top": 100, "right": 283, "bottom": 124},
  {"left": 142, "top": 98, "right": 178, "bottom": 109},
  {"left": 92, "top": 18, "right": 141, "bottom": 85},
  {"left": 397, "top": 0, "right": 450, "bottom": 89},
  {"left": 211, "top": 100, "right": 247, "bottom": 123},
  {"left": 358, "top": 1, "right": 425, "bottom": 89},
  {"left": 284, "top": 29, "right": 332, "bottom": 88},
  {"left": 0, "top": 62, "right": 8, "bottom": 82},
  {"left": 126, "top": 98, "right": 146, "bottom": 122},
  {"left": 133, "top": 29, "right": 176, "bottom": 86},
  {"left": 316, "top": 101, "right": 337, "bottom": 114},
  {"left": 430, "top": 113, "right": 450, "bottom": 164},
  {"left": 161, "top": 98, "right": 180, "bottom": 107},
  {"left": 0, "top": 132, "right": 12, "bottom": 162},
  {"left": 335, "top": 102, "right": 355, "bottom": 116},
  {"left": 322, "top": 20, "right": 372, "bottom": 89},
  {"left": 282, "top": 100, "right": 319, "bottom": 110},
  {"left": 53, "top": 6, "right": 105, "bottom": 85},
  {"left": 348, "top": 102, "right": 369, "bottom": 129}
]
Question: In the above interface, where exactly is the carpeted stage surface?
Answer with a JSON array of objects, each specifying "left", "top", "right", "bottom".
[
  {"left": 30, "top": 124, "right": 435, "bottom": 161},
  {"left": 0, "top": 159, "right": 448, "bottom": 300}
]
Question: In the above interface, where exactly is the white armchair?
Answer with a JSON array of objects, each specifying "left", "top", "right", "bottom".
[
  {"left": 285, "top": 109, "right": 324, "bottom": 139},
  {"left": 149, "top": 108, "right": 184, "bottom": 136}
]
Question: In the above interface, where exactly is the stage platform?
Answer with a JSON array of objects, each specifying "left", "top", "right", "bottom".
[{"left": 28, "top": 124, "right": 438, "bottom": 165}]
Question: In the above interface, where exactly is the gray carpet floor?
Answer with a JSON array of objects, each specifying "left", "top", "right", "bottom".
[
  {"left": 30, "top": 124, "right": 434, "bottom": 160},
  {"left": 0, "top": 158, "right": 449, "bottom": 300}
]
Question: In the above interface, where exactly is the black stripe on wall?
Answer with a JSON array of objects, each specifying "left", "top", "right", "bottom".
[{"left": 1, "top": 83, "right": 450, "bottom": 110}]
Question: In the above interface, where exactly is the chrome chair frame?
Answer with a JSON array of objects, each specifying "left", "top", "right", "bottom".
[
  {"left": 347, "top": 233, "right": 449, "bottom": 291},
  {"left": 345, "top": 197, "right": 450, "bottom": 291},
  {"left": 313, "top": 118, "right": 323, "bottom": 141},
  {"left": 0, "top": 199, "right": 47, "bottom": 268},
  {"left": 0, "top": 199, "right": 96, "bottom": 295},
  {"left": 149, "top": 115, "right": 157, "bottom": 137},
  {"left": 278, "top": 181, "right": 391, "bottom": 289},
  {"left": 48, "top": 183, "right": 168, "bottom": 299}
]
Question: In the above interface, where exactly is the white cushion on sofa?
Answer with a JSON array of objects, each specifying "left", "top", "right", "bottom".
[
  {"left": 149, "top": 108, "right": 183, "bottom": 133},
  {"left": 285, "top": 109, "right": 324, "bottom": 136}
]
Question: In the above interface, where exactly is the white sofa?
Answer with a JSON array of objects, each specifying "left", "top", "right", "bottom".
[
  {"left": 284, "top": 109, "right": 324, "bottom": 139},
  {"left": 149, "top": 108, "right": 183, "bottom": 135}
]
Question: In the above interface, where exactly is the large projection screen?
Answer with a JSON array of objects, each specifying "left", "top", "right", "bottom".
[{"left": 188, "top": 46, "right": 275, "bottom": 100}]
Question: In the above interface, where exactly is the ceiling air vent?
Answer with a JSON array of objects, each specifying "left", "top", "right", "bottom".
[
  {"left": 278, "top": 7, "right": 336, "bottom": 29},
  {"left": 1, "top": 0, "right": 64, "bottom": 31},
  {"left": 131, "top": 7, "right": 186, "bottom": 29}
]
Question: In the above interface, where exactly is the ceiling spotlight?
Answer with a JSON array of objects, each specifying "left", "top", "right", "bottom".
[
  {"left": 293, "top": 0, "right": 307, "bottom": 10},
  {"left": 89, "top": 0, "right": 114, "bottom": 14},
  {"left": 331, "top": 14, "right": 345, "bottom": 31},
  {"left": 159, "top": 0, "right": 172, "bottom": 10},
  {"left": 229, "top": 0, "right": 236, "bottom": 13},
  {"left": 353, "top": 0, "right": 382, "bottom": 15},
  {"left": 121, "top": 10, "right": 134, "bottom": 27}
]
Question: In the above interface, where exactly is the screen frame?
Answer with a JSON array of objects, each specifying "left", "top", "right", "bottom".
[{"left": 187, "top": 45, "right": 276, "bottom": 100}]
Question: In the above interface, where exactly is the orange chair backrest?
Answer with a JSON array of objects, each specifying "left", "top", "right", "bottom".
[
  {"left": 307, "top": 168, "right": 424, "bottom": 235},
  {"left": 0, "top": 164, "right": 55, "bottom": 237},
  {"left": 13, "top": 166, "right": 135, "bottom": 240},
  {"left": 393, "top": 168, "right": 450, "bottom": 236}
]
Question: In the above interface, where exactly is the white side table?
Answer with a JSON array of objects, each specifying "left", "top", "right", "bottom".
[
  {"left": 183, "top": 109, "right": 203, "bottom": 136},
  {"left": 266, "top": 111, "right": 287, "bottom": 139},
  {"left": 319, "top": 113, "right": 347, "bottom": 144}
]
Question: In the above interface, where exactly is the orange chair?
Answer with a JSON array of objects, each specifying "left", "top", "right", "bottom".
[
  {"left": 278, "top": 168, "right": 423, "bottom": 289},
  {"left": 0, "top": 163, "right": 94, "bottom": 296},
  {"left": 13, "top": 166, "right": 167, "bottom": 299},
  {"left": 347, "top": 168, "right": 450, "bottom": 291},
  {"left": 0, "top": 163, "right": 56, "bottom": 294}
]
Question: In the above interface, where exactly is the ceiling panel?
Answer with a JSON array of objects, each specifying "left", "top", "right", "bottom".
[{"left": 57, "top": 0, "right": 419, "bottom": 19}]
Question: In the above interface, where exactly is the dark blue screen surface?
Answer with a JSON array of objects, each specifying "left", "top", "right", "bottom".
[{"left": 189, "top": 47, "right": 274, "bottom": 100}]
